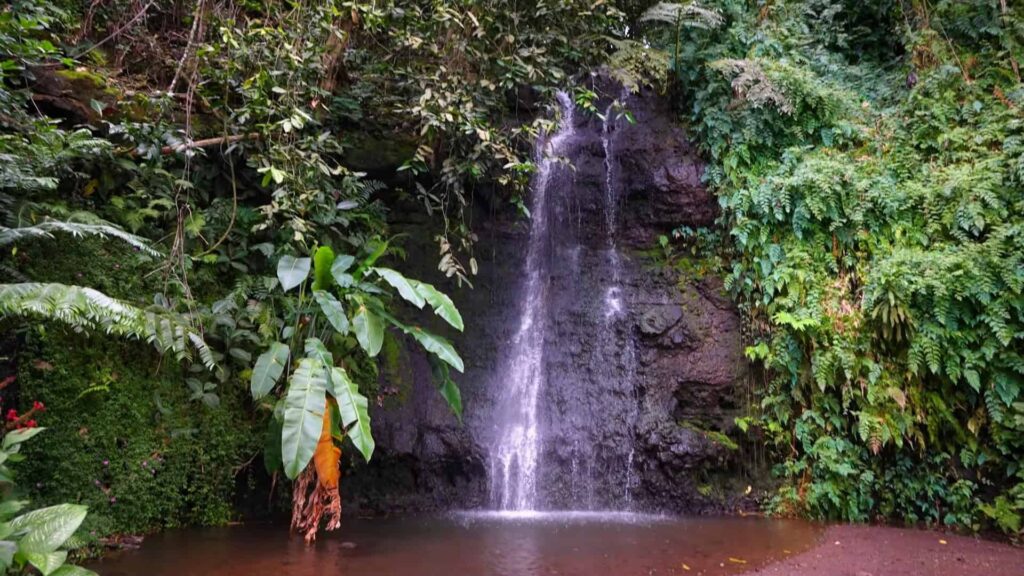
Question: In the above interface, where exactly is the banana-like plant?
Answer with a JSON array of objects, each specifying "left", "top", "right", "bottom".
[{"left": 251, "top": 243, "right": 464, "bottom": 542}]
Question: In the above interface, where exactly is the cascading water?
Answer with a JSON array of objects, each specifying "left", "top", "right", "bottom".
[
  {"left": 489, "top": 91, "right": 575, "bottom": 511},
  {"left": 600, "top": 89, "right": 641, "bottom": 508},
  {"left": 489, "top": 87, "right": 641, "bottom": 513}
]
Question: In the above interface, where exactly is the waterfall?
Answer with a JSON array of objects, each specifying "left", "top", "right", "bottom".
[
  {"left": 600, "top": 89, "right": 641, "bottom": 508},
  {"left": 489, "top": 87, "right": 641, "bottom": 513},
  {"left": 490, "top": 91, "right": 576, "bottom": 511}
]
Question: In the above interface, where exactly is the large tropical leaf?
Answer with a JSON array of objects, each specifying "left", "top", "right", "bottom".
[
  {"left": 250, "top": 342, "right": 290, "bottom": 400},
  {"left": 2, "top": 427, "right": 45, "bottom": 450},
  {"left": 430, "top": 356, "right": 463, "bottom": 422},
  {"left": 276, "top": 256, "right": 311, "bottom": 292},
  {"left": 372, "top": 267, "right": 425, "bottom": 308},
  {"left": 330, "top": 255, "right": 356, "bottom": 288},
  {"left": 0, "top": 540, "right": 15, "bottom": 571},
  {"left": 352, "top": 303, "right": 384, "bottom": 356},
  {"left": 281, "top": 357, "right": 328, "bottom": 479},
  {"left": 407, "top": 326, "right": 464, "bottom": 372},
  {"left": 410, "top": 280, "right": 464, "bottom": 331},
  {"left": 303, "top": 338, "right": 334, "bottom": 368},
  {"left": 25, "top": 550, "right": 67, "bottom": 576},
  {"left": 313, "top": 291, "right": 349, "bottom": 334},
  {"left": 8, "top": 504, "right": 87, "bottom": 555},
  {"left": 329, "top": 367, "right": 374, "bottom": 461}
]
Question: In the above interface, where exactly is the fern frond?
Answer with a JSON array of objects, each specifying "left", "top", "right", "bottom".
[
  {"left": 0, "top": 219, "right": 160, "bottom": 257},
  {"left": 711, "top": 59, "right": 795, "bottom": 114},
  {"left": 640, "top": 2, "right": 724, "bottom": 30},
  {"left": 0, "top": 283, "right": 214, "bottom": 369}
]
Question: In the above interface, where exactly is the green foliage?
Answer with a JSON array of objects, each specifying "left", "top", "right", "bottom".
[
  {"left": 18, "top": 330, "right": 257, "bottom": 535},
  {"left": 257, "top": 245, "right": 464, "bottom": 481},
  {"left": 658, "top": 0, "right": 1024, "bottom": 535},
  {"left": 0, "top": 426, "right": 96, "bottom": 576},
  {"left": 0, "top": 283, "right": 214, "bottom": 369}
]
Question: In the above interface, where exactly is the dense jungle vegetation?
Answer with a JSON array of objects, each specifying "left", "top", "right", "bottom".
[{"left": 0, "top": 0, "right": 1021, "bottom": 571}]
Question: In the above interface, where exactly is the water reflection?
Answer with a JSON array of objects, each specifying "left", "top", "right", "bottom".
[{"left": 91, "top": 514, "right": 822, "bottom": 576}]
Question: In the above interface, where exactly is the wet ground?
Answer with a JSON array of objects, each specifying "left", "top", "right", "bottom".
[
  {"left": 89, "top": 512, "right": 823, "bottom": 576},
  {"left": 737, "top": 523, "right": 1024, "bottom": 576}
]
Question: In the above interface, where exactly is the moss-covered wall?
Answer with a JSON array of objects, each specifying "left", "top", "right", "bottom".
[
  {"left": 14, "top": 330, "right": 258, "bottom": 536},
  {"left": 6, "top": 237, "right": 263, "bottom": 537}
]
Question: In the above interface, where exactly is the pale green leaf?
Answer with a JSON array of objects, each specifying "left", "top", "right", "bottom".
[
  {"left": 276, "top": 256, "right": 311, "bottom": 292},
  {"left": 329, "top": 367, "right": 374, "bottom": 462},
  {"left": 313, "top": 291, "right": 349, "bottom": 334},
  {"left": 373, "top": 267, "right": 425, "bottom": 308},
  {"left": 250, "top": 343, "right": 290, "bottom": 400},
  {"left": 9, "top": 504, "right": 87, "bottom": 555},
  {"left": 2, "top": 427, "right": 45, "bottom": 449},
  {"left": 352, "top": 305, "right": 384, "bottom": 357},
  {"left": 408, "top": 326, "right": 464, "bottom": 372},
  {"left": 281, "top": 357, "right": 328, "bottom": 479},
  {"left": 26, "top": 550, "right": 67, "bottom": 576},
  {"left": 411, "top": 280, "right": 464, "bottom": 331}
]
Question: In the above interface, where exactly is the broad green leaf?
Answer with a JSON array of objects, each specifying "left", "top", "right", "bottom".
[
  {"left": 49, "top": 565, "right": 98, "bottom": 576},
  {"left": 10, "top": 504, "right": 87, "bottom": 555},
  {"left": 26, "top": 550, "right": 67, "bottom": 576},
  {"left": 411, "top": 280, "right": 464, "bottom": 331},
  {"left": 2, "top": 428, "right": 45, "bottom": 449},
  {"left": 303, "top": 337, "right": 334, "bottom": 367},
  {"left": 331, "top": 254, "right": 356, "bottom": 274},
  {"left": 408, "top": 326, "right": 464, "bottom": 372},
  {"left": 313, "top": 291, "right": 349, "bottom": 334},
  {"left": 329, "top": 367, "right": 374, "bottom": 462},
  {"left": 311, "top": 246, "right": 335, "bottom": 291},
  {"left": 373, "top": 267, "right": 425, "bottom": 308},
  {"left": 352, "top": 305, "right": 384, "bottom": 357},
  {"left": 0, "top": 540, "right": 14, "bottom": 571},
  {"left": 430, "top": 356, "right": 463, "bottom": 422},
  {"left": 331, "top": 255, "right": 356, "bottom": 288},
  {"left": 276, "top": 256, "right": 311, "bottom": 292},
  {"left": 281, "top": 357, "right": 328, "bottom": 479},
  {"left": 250, "top": 343, "right": 290, "bottom": 400}
]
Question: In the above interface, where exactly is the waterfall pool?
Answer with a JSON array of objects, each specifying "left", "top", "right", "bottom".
[{"left": 89, "top": 513, "right": 823, "bottom": 575}]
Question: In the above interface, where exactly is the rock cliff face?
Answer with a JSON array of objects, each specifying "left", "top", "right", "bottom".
[{"left": 343, "top": 81, "right": 747, "bottom": 513}]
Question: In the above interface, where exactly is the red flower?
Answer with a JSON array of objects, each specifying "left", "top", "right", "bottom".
[
  {"left": 32, "top": 401, "right": 45, "bottom": 413},
  {"left": 5, "top": 409, "right": 17, "bottom": 422},
  {"left": 24, "top": 420, "right": 37, "bottom": 429}
]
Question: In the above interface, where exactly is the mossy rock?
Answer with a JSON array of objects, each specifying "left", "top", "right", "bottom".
[
  {"left": 30, "top": 66, "right": 121, "bottom": 124},
  {"left": 15, "top": 329, "right": 259, "bottom": 536}
]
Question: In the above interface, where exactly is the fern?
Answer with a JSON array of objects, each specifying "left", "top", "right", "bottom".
[
  {"left": 639, "top": 2, "right": 724, "bottom": 30},
  {"left": 0, "top": 219, "right": 160, "bottom": 257},
  {"left": 0, "top": 283, "right": 214, "bottom": 369},
  {"left": 710, "top": 59, "right": 795, "bottom": 114}
]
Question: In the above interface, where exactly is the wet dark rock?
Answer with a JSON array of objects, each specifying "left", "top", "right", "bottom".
[
  {"left": 640, "top": 305, "right": 683, "bottom": 336},
  {"left": 343, "top": 79, "right": 747, "bottom": 515}
]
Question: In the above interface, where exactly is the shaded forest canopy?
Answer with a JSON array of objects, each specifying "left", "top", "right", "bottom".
[{"left": 0, "top": 0, "right": 1021, "bottom": 560}]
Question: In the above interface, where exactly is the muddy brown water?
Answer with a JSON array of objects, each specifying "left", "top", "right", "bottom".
[{"left": 89, "top": 512, "right": 823, "bottom": 575}]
